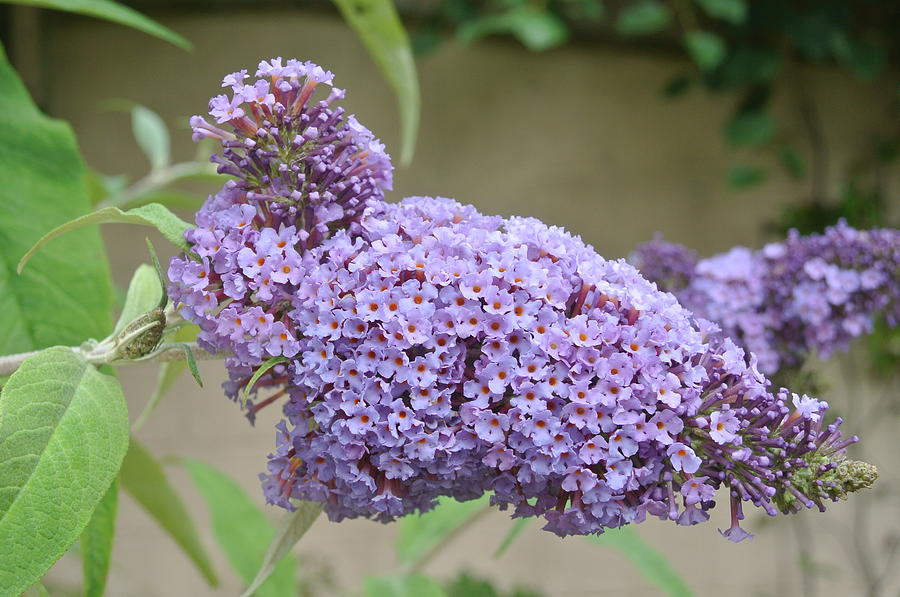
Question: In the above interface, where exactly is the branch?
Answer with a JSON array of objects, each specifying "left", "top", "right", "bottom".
[{"left": 0, "top": 341, "right": 226, "bottom": 377}]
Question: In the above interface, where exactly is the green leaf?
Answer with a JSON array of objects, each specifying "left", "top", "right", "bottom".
[
  {"left": 332, "top": 0, "right": 420, "bottom": 166},
  {"left": 119, "top": 439, "right": 218, "bottom": 586},
  {"left": 727, "top": 164, "right": 766, "bottom": 189},
  {"left": 684, "top": 31, "right": 726, "bottom": 71},
  {"left": 0, "top": 47, "right": 114, "bottom": 355},
  {"left": 240, "top": 356, "right": 289, "bottom": 408},
  {"left": 587, "top": 527, "right": 695, "bottom": 597},
  {"left": 695, "top": 0, "right": 746, "bottom": 24},
  {"left": 114, "top": 264, "right": 163, "bottom": 335},
  {"left": 615, "top": 1, "right": 671, "bottom": 36},
  {"left": 131, "top": 105, "right": 170, "bottom": 172},
  {"left": 493, "top": 517, "right": 529, "bottom": 558},
  {"left": 724, "top": 111, "right": 774, "bottom": 147},
  {"left": 185, "top": 460, "right": 297, "bottom": 597},
  {"left": 661, "top": 74, "right": 692, "bottom": 99},
  {"left": 831, "top": 35, "right": 885, "bottom": 81},
  {"left": 18, "top": 203, "right": 193, "bottom": 273},
  {"left": 458, "top": 6, "right": 569, "bottom": 51},
  {"left": 779, "top": 145, "right": 807, "bottom": 179},
  {"left": 396, "top": 496, "right": 489, "bottom": 565},
  {"left": 132, "top": 324, "right": 200, "bottom": 431},
  {"left": 0, "top": 347, "right": 129, "bottom": 596},
  {"left": 241, "top": 501, "right": 323, "bottom": 597},
  {"left": 81, "top": 479, "right": 119, "bottom": 597},
  {"left": 22, "top": 583, "right": 50, "bottom": 597},
  {"left": 0, "top": 0, "right": 191, "bottom": 49},
  {"left": 364, "top": 574, "right": 448, "bottom": 597}
]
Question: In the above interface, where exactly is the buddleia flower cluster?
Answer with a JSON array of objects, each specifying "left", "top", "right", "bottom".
[
  {"left": 631, "top": 224, "right": 900, "bottom": 375},
  {"left": 168, "top": 58, "right": 877, "bottom": 542}
]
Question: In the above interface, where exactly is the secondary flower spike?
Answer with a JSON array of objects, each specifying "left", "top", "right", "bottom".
[
  {"left": 631, "top": 224, "right": 900, "bottom": 375},
  {"left": 169, "top": 58, "right": 876, "bottom": 542}
]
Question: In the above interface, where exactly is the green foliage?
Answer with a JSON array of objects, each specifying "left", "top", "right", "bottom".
[
  {"left": 695, "top": 0, "right": 746, "bottom": 24},
  {"left": 587, "top": 527, "right": 695, "bottom": 597},
  {"left": 493, "top": 517, "right": 529, "bottom": 558},
  {"left": 119, "top": 439, "right": 219, "bottom": 586},
  {"left": 114, "top": 264, "right": 163, "bottom": 335},
  {"left": 396, "top": 496, "right": 489, "bottom": 566},
  {"left": 0, "top": 348, "right": 129, "bottom": 595},
  {"left": 332, "top": 0, "right": 420, "bottom": 166},
  {"left": 241, "top": 501, "right": 323, "bottom": 597},
  {"left": 444, "top": 571, "right": 544, "bottom": 597},
  {"left": 615, "top": 1, "right": 671, "bottom": 36},
  {"left": 684, "top": 31, "right": 726, "bottom": 71},
  {"left": 131, "top": 105, "right": 171, "bottom": 173},
  {"left": 364, "top": 574, "right": 448, "bottom": 597},
  {"left": 132, "top": 324, "right": 201, "bottom": 431},
  {"left": 240, "top": 356, "right": 290, "bottom": 408},
  {"left": 727, "top": 164, "right": 766, "bottom": 189},
  {"left": 0, "top": 0, "right": 190, "bottom": 49},
  {"left": 724, "top": 111, "right": 774, "bottom": 147},
  {"left": 458, "top": 6, "right": 569, "bottom": 51},
  {"left": 81, "top": 480, "right": 119, "bottom": 597},
  {"left": 185, "top": 460, "right": 297, "bottom": 597},
  {"left": 0, "top": 46, "right": 114, "bottom": 355},
  {"left": 18, "top": 204, "right": 193, "bottom": 272}
]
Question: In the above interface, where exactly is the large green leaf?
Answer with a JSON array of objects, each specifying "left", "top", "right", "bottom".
[
  {"left": 119, "top": 439, "right": 218, "bottom": 586},
  {"left": 0, "top": 0, "right": 190, "bottom": 49},
  {"left": 18, "top": 203, "right": 194, "bottom": 272},
  {"left": 241, "top": 501, "right": 322, "bottom": 597},
  {"left": 587, "top": 527, "right": 695, "bottom": 597},
  {"left": 0, "top": 347, "right": 129, "bottom": 595},
  {"left": 396, "top": 496, "right": 489, "bottom": 566},
  {"left": 81, "top": 479, "right": 119, "bottom": 597},
  {"left": 332, "top": 0, "right": 420, "bottom": 166},
  {"left": 0, "top": 47, "right": 114, "bottom": 355},
  {"left": 185, "top": 460, "right": 297, "bottom": 597}
]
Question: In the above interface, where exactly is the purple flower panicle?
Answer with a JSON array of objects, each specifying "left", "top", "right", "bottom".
[
  {"left": 169, "top": 59, "right": 877, "bottom": 543},
  {"left": 632, "top": 224, "right": 900, "bottom": 375}
]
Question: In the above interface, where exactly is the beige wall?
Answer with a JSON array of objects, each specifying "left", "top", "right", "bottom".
[{"left": 11, "top": 7, "right": 898, "bottom": 596}]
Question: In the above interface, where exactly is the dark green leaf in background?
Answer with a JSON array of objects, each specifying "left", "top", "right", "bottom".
[
  {"left": 615, "top": 1, "right": 672, "bottom": 36},
  {"left": 185, "top": 460, "right": 297, "bottom": 597},
  {"left": 81, "top": 479, "right": 119, "bottom": 597},
  {"left": 119, "top": 439, "right": 219, "bottom": 586},
  {"left": 458, "top": 6, "right": 569, "bottom": 52},
  {"left": 0, "top": 0, "right": 191, "bottom": 49},
  {"left": 0, "top": 45, "right": 114, "bottom": 355},
  {"left": 695, "top": 0, "right": 747, "bottom": 24},
  {"left": 332, "top": 0, "right": 420, "bottom": 166},
  {"left": 724, "top": 110, "right": 774, "bottom": 147},
  {"left": 727, "top": 163, "right": 767, "bottom": 189},
  {"left": 0, "top": 348, "right": 129, "bottom": 595},
  {"left": 778, "top": 145, "right": 807, "bottom": 180},
  {"left": 685, "top": 31, "right": 726, "bottom": 71}
]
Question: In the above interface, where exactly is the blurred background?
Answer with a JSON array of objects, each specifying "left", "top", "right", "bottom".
[{"left": 2, "top": 1, "right": 898, "bottom": 595}]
